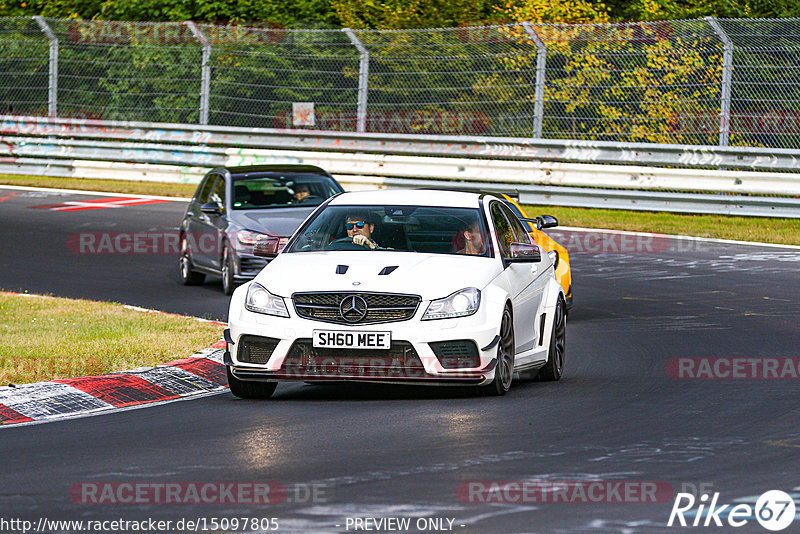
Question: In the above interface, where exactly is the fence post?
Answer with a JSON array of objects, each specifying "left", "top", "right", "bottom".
[
  {"left": 521, "top": 22, "right": 547, "bottom": 139},
  {"left": 33, "top": 16, "right": 58, "bottom": 118},
  {"left": 185, "top": 21, "right": 211, "bottom": 126},
  {"left": 342, "top": 28, "right": 369, "bottom": 133},
  {"left": 706, "top": 17, "right": 733, "bottom": 147}
]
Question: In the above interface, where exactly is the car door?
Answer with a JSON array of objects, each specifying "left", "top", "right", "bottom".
[
  {"left": 185, "top": 172, "right": 216, "bottom": 265},
  {"left": 489, "top": 201, "right": 546, "bottom": 359},
  {"left": 192, "top": 174, "right": 227, "bottom": 270}
]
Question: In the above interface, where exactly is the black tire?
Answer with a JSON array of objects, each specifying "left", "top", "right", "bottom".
[
  {"left": 478, "top": 306, "right": 515, "bottom": 396},
  {"left": 221, "top": 245, "right": 236, "bottom": 296},
  {"left": 537, "top": 297, "right": 566, "bottom": 381},
  {"left": 226, "top": 366, "right": 277, "bottom": 399},
  {"left": 179, "top": 234, "right": 205, "bottom": 285}
]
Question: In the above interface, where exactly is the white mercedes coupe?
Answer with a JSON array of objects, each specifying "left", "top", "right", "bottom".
[{"left": 223, "top": 190, "right": 566, "bottom": 398}]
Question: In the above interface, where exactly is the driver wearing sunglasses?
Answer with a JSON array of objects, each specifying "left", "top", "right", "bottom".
[{"left": 345, "top": 213, "right": 379, "bottom": 249}]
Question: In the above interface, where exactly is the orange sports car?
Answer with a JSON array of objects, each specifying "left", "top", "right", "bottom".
[{"left": 500, "top": 194, "right": 573, "bottom": 309}]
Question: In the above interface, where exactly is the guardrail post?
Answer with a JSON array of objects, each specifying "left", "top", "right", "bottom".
[
  {"left": 185, "top": 22, "right": 211, "bottom": 125},
  {"left": 521, "top": 22, "right": 547, "bottom": 138},
  {"left": 33, "top": 16, "right": 58, "bottom": 118},
  {"left": 706, "top": 17, "right": 733, "bottom": 147},
  {"left": 342, "top": 28, "right": 369, "bottom": 133}
]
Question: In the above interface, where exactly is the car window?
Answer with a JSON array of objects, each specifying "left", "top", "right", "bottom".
[
  {"left": 209, "top": 177, "right": 226, "bottom": 213},
  {"left": 231, "top": 173, "right": 341, "bottom": 210},
  {"left": 195, "top": 173, "right": 217, "bottom": 205},
  {"left": 500, "top": 203, "right": 533, "bottom": 245},
  {"left": 287, "top": 205, "right": 492, "bottom": 257},
  {"left": 503, "top": 199, "right": 537, "bottom": 233},
  {"left": 490, "top": 202, "right": 516, "bottom": 257}
]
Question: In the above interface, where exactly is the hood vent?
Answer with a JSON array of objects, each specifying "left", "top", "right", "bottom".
[
  {"left": 336, "top": 265, "right": 349, "bottom": 275},
  {"left": 378, "top": 266, "right": 399, "bottom": 276}
]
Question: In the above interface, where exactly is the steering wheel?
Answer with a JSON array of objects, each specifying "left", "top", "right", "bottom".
[{"left": 325, "top": 237, "right": 366, "bottom": 251}]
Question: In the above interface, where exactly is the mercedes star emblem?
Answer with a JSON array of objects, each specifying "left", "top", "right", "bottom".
[{"left": 339, "top": 295, "right": 368, "bottom": 323}]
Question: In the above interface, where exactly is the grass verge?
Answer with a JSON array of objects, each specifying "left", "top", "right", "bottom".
[
  {"left": 0, "top": 173, "right": 196, "bottom": 198},
  {"left": 1, "top": 173, "right": 798, "bottom": 245},
  {"left": 520, "top": 204, "right": 800, "bottom": 246},
  {"left": 0, "top": 292, "right": 223, "bottom": 385}
]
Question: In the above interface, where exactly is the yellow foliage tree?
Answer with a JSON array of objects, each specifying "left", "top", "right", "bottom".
[{"left": 499, "top": 0, "right": 610, "bottom": 24}]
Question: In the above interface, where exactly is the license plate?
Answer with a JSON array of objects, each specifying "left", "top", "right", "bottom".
[{"left": 312, "top": 330, "right": 392, "bottom": 350}]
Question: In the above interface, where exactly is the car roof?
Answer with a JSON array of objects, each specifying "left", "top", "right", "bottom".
[{"left": 327, "top": 189, "right": 493, "bottom": 208}]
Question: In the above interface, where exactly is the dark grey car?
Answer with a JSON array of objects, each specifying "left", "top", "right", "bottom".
[{"left": 179, "top": 165, "right": 344, "bottom": 294}]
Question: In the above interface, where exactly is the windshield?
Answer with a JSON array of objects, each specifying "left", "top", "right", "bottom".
[
  {"left": 231, "top": 173, "right": 340, "bottom": 210},
  {"left": 286, "top": 205, "right": 492, "bottom": 257}
]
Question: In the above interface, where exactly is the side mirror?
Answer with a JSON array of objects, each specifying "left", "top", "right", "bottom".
[
  {"left": 253, "top": 236, "right": 281, "bottom": 258},
  {"left": 508, "top": 242, "right": 541, "bottom": 263},
  {"left": 537, "top": 215, "right": 558, "bottom": 229},
  {"left": 200, "top": 202, "right": 222, "bottom": 215}
]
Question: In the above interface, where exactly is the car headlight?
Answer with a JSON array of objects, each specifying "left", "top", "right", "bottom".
[
  {"left": 237, "top": 230, "right": 267, "bottom": 245},
  {"left": 245, "top": 282, "right": 289, "bottom": 317},
  {"left": 422, "top": 287, "right": 480, "bottom": 321},
  {"left": 548, "top": 250, "right": 559, "bottom": 269}
]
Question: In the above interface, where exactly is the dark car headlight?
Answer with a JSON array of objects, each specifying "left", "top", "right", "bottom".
[{"left": 237, "top": 230, "right": 267, "bottom": 245}]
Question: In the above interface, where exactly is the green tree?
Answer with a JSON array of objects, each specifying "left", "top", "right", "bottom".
[
  {"left": 97, "top": 0, "right": 339, "bottom": 27},
  {"left": 330, "top": 0, "right": 503, "bottom": 29}
]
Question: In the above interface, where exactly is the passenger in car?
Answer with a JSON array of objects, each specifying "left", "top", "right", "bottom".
[{"left": 454, "top": 220, "right": 486, "bottom": 255}]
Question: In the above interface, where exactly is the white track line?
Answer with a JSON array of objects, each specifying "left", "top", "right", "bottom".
[
  {"left": 558, "top": 225, "right": 800, "bottom": 250},
  {"left": 0, "top": 184, "right": 189, "bottom": 202}
]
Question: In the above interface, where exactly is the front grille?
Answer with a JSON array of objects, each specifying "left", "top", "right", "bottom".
[
  {"left": 293, "top": 292, "right": 420, "bottom": 325},
  {"left": 278, "top": 339, "right": 426, "bottom": 379},
  {"left": 237, "top": 335, "right": 280, "bottom": 364},
  {"left": 429, "top": 340, "right": 481, "bottom": 369}
]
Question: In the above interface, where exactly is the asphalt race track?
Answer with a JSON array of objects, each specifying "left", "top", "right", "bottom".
[
  {"left": 0, "top": 188, "right": 228, "bottom": 320},
  {"left": 2, "top": 187, "right": 800, "bottom": 533}
]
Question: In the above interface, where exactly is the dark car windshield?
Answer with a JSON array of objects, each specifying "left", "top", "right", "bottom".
[
  {"left": 286, "top": 205, "right": 492, "bottom": 257},
  {"left": 231, "top": 173, "right": 340, "bottom": 210}
]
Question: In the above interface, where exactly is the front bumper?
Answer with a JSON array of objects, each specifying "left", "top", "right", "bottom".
[{"left": 226, "top": 292, "right": 503, "bottom": 386}]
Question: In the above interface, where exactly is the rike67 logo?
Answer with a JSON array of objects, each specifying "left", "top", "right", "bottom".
[{"left": 668, "top": 490, "right": 797, "bottom": 531}]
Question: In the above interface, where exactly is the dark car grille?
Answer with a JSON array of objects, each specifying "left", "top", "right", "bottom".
[
  {"left": 278, "top": 339, "right": 426, "bottom": 379},
  {"left": 429, "top": 340, "right": 481, "bottom": 369},
  {"left": 293, "top": 292, "right": 420, "bottom": 325},
  {"left": 237, "top": 335, "right": 280, "bottom": 365},
  {"left": 239, "top": 257, "right": 267, "bottom": 275}
]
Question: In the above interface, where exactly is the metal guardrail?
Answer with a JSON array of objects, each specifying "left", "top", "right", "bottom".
[
  {"left": 341, "top": 176, "right": 800, "bottom": 218},
  {"left": 4, "top": 115, "right": 800, "bottom": 173},
  {"left": 1, "top": 115, "right": 799, "bottom": 218}
]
